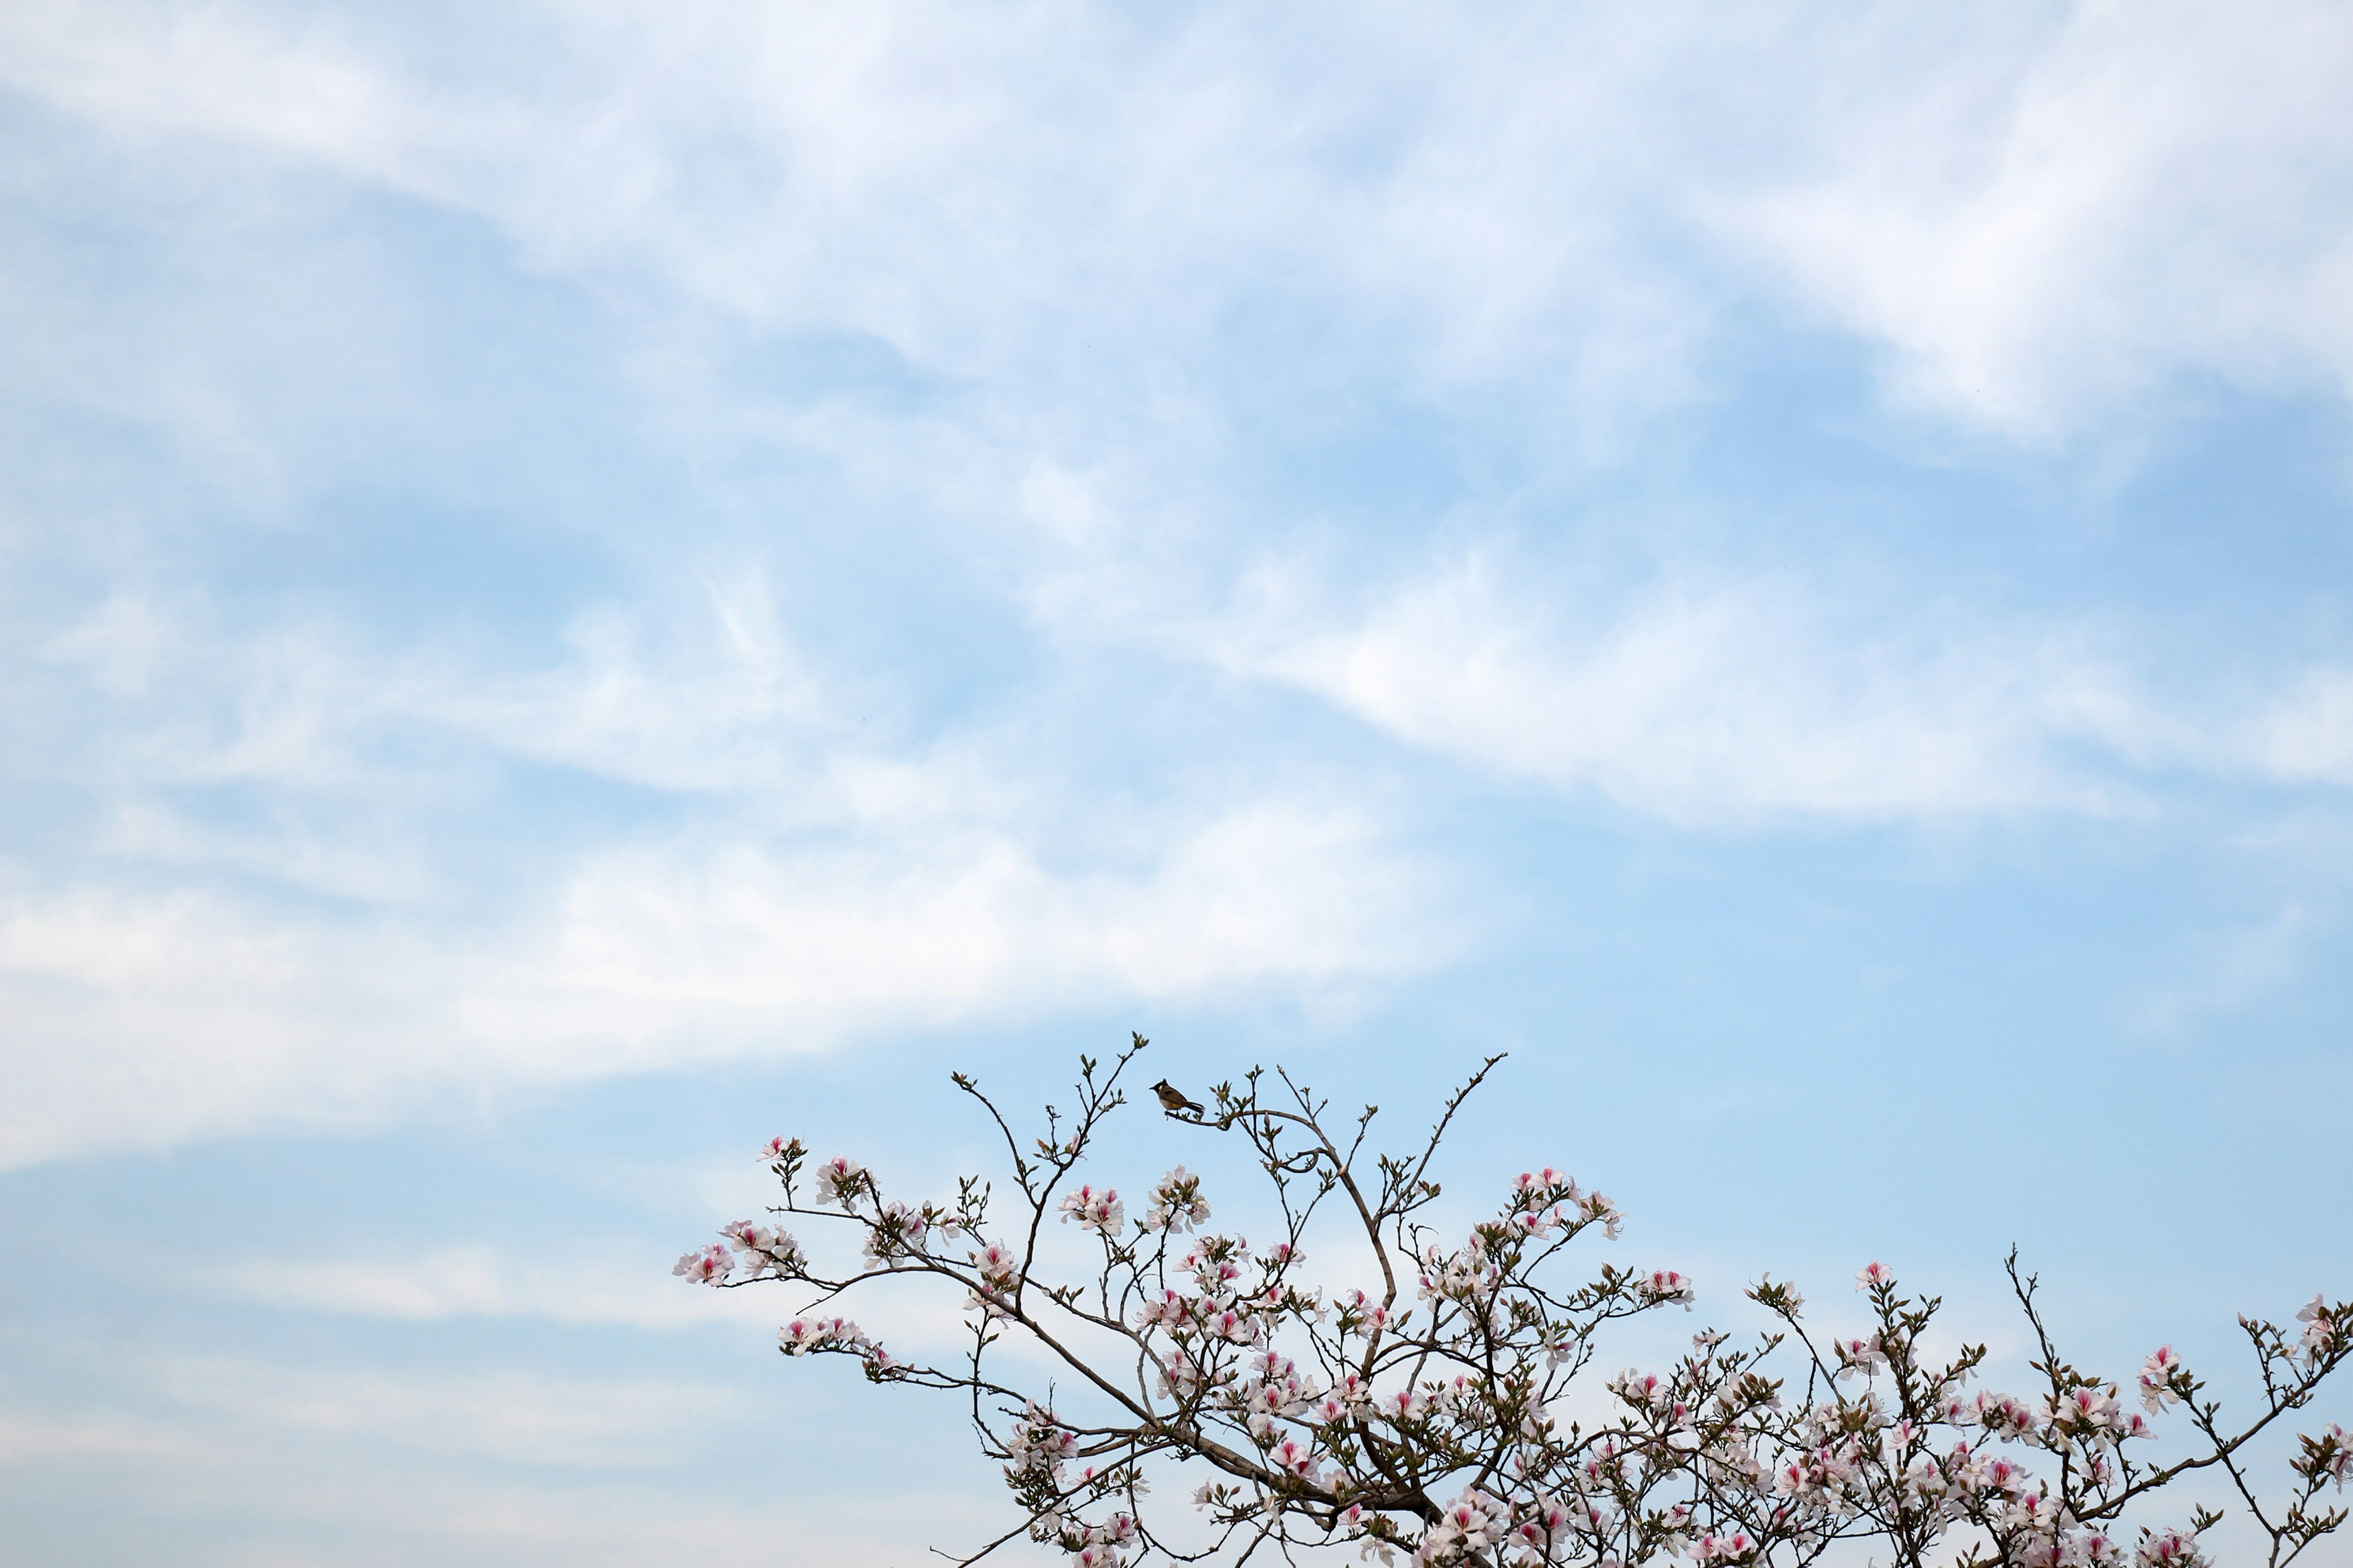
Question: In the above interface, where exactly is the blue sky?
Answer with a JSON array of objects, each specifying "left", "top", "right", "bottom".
[{"left": 3, "top": 2, "right": 2352, "bottom": 1563}]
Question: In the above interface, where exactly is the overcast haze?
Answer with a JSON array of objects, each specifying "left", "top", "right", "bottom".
[{"left": 3, "top": 3, "right": 2352, "bottom": 1564}]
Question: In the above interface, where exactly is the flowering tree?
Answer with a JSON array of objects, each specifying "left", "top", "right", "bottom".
[{"left": 675, "top": 1037, "right": 2350, "bottom": 1568}]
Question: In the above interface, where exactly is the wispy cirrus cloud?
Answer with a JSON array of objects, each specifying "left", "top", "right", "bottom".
[
  {"left": 14, "top": 0, "right": 2347, "bottom": 453},
  {"left": 1, "top": 571, "right": 1452, "bottom": 1170},
  {"left": 1733, "top": 0, "right": 2353, "bottom": 439},
  {"left": 1202, "top": 553, "right": 2156, "bottom": 821}
]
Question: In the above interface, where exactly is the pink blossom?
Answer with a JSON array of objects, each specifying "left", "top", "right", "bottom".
[
  {"left": 813, "top": 1155, "right": 867, "bottom": 1209},
  {"left": 2047, "top": 1385, "right": 2124, "bottom": 1442},
  {"left": 1379, "top": 1386, "right": 1432, "bottom": 1422},
  {"left": 1612, "top": 1370, "right": 1671, "bottom": 1411},
  {"left": 672, "top": 1244, "right": 731, "bottom": 1285},
  {"left": 1006, "top": 1402, "right": 1076, "bottom": 1478},
  {"left": 1269, "top": 1437, "right": 1323, "bottom": 1487},
  {"left": 1057, "top": 1183, "right": 1127, "bottom": 1236},
  {"left": 2065, "top": 1531, "right": 2122, "bottom": 1565},
  {"left": 2297, "top": 1295, "right": 2339, "bottom": 1359},
  {"left": 1691, "top": 1530, "right": 1757, "bottom": 1563},
  {"left": 1641, "top": 1269, "right": 1696, "bottom": 1306},
  {"left": 778, "top": 1315, "right": 866, "bottom": 1355},
  {"left": 1974, "top": 1391, "right": 2037, "bottom": 1439},
  {"left": 2135, "top": 1529, "right": 2209, "bottom": 1568},
  {"left": 861, "top": 1199, "right": 930, "bottom": 1267},
  {"left": 1511, "top": 1168, "right": 1575, "bottom": 1210},
  {"left": 1835, "top": 1334, "right": 1889, "bottom": 1378},
  {"left": 1130, "top": 1287, "right": 1190, "bottom": 1330},
  {"left": 970, "top": 1240, "right": 1020, "bottom": 1290},
  {"left": 1141, "top": 1166, "right": 1212, "bottom": 1233},
  {"left": 1856, "top": 1261, "right": 1895, "bottom": 1291},
  {"left": 720, "top": 1220, "right": 804, "bottom": 1279},
  {"left": 2139, "top": 1346, "right": 2187, "bottom": 1413},
  {"left": 2307, "top": 1423, "right": 2350, "bottom": 1489}
]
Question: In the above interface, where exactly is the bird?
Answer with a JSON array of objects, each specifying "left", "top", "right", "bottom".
[{"left": 1151, "top": 1078, "right": 1204, "bottom": 1117}]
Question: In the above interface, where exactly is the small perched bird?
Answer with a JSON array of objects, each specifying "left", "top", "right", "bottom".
[{"left": 1152, "top": 1078, "right": 1204, "bottom": 1117}]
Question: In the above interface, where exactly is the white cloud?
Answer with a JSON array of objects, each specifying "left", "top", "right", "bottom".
[
  {"left": 0, "top": 575, "right": 1449, "bottom": 1169},
  {"left": 193, "top": 1242, "right": 1075, "bottom": 1369},
  {"left": 0, "top": 801, "right": 1439, "bottom": 1169},
  {"left": 149, "top": 1356, "right": 729, "bottom": 1469},
  {"left": 1735, "top": 0, "right": 2353, "bottom": 438},
  {"left": 1194, "top": 547, "right": 2353, "bottom": 823},
  {"left": 0, "top": 0, "right": 1724, "bottom": 429},
  {"left": 0, "top": 1380, "right": 989, "bottom": 1568},
  {"left": 0, "top": 1410, "right": 192, "bottom": 1462},
  {"left": 2249, "top": 670, "right": 2353, "bottom": 786},
  {"left": 197, "top": 1246, "right": 763, "bottom": 1331},
  {"left": 1157, "top": 548, "right": 2165, "bottom": 822},
  {"left": 14, "top": 0, "right": 2348, "bottom": 451},
  {"left": 469, "top": 802, "right": 1436, "bottom": 1067}
]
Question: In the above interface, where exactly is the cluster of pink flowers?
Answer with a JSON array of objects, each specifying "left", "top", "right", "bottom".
[
  {"left": 1833, "top": 1332, "right": 1890, "bottom": 1378},
  {"left": 718, "top": 1219, "right": 804, "bottom": 1280},
  {"left": 1057, "top": 1183, "right": 1125, "bottom": 1236},
  {"left": 1305, "top": 1370, "right": 1374, "bottom": 1426},
  {"left": 2137, "top": 1345, "right": 2188, "bottom": 1412},
  {"left": 672, "top": 1243, "right": 731, "bottom": 1284},
  {"left": 1181, "top": 1238, "right": 1248, "bottom": 1299},
  {"left": 1416, "top": 1488, "right": 1511, "bottom": 1565},
  {"left": 2300, "top": 1422, "right": 2351, "bottom": 1489},
  {"left": 1769, "top": 1433, "right": 1864, "bottom": 1505},
  {"left": 2299, "top": 1295, "right": 2341, "bottom": 1359},
  {"left": 967, "top": 1239, "right": 1020, "bottom": 1315},
  {"left": 1418, "top": 1235, "right": 1505, "bottom": 1306},
  {"left": 1688, "top": 1529, "right": 1759, "bottom": 1563},
  {"left": 1611, "top": 1366, "right": 1708, "bottom": 1456},
  {"left": 2134, "top": 1527, "right": 2210, "bottom": 1567},
  {"left": 1639, "top": 1268, "right": 1696, "bottom": 1306},
  {"left": 859, "top": 1198, "right": 930, "bottom": 1268},
  {"left": 813, "top": 1155, "right": 866, "bottom": 1209},
  {"left": 1265, "top": 1435, "right": 1324, "bottom": 1488},
  {"left": 1233, "top": 1349, "right": 1323, "bottom": 1446},
  {"left": 1057, "top": 1512, "right": 1136, "bottom": 1568},
  {"left": 1970, "top": 1390, "right": 2041, "bottom": 1442},
  {"left": 2042, "top": 1385, "right": 2153, "bottom": 1451},
  {"left": 1506, "top": 1497, "right": 1580, "bottom": 1563},
  {"left": 1336, "top": 1287, "right": 1392, "bottom": 1337},
  {"left": 777, "top": 1315, "right": 867, "bottom": 1356},
  {"left": 1379, "top": 1385, "right": 1434, "bottom": 1424},
  {"left": 1005, "top": 1401, "right": 1078, "bottom": 1479},
  {"left": 1140, "top": 1166, "right": 1211, "bottom": 1232},
  {"left": 1503, "top": 1168, "right": 1622, "bottom": 1240}
]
